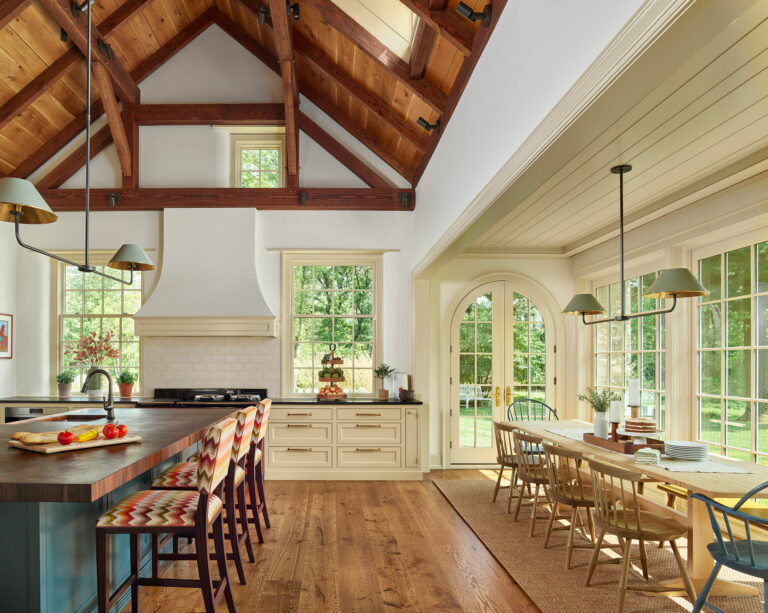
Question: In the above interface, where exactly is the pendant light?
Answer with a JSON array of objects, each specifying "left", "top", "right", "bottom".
[
  {"left": 562, "top": 164, "right": 707, "bottom": 325},
  {"left": 0, "top": 2, "right": 153, "bottom": 285}
]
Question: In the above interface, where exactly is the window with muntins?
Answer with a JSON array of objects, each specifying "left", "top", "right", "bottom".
[
  {"left": 696, "top": 240, "right": 768, "bottom": 463},
  {"left": 60, "top": 264, "right": 142, "bottom": 392},
  {"left": 594, "top": 273, "right": 666, "bottom": 427}
]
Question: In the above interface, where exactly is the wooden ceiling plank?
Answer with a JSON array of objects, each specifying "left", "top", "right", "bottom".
[
  {"left": 39, "top": 0, "right": 140, "bottom": 103},
  {"left": 409, "top": 19, "right": 436, "bottom": 80},
  {"left": 398, "top": 0, "right": 473, "bottom": 57},
  {"left": 135, "top": 103, "right": 285, "bottom": 124},
  {"left": 99, "top": 0, "right": 150, "bottom": 37},
  {"left": 91, "top": 61, "right": 131, "bottom": 176},
  {"left": 299, "top": 0, "right": 446, "bottom": 114},
  {"left": 0, "top": 48, "right": 79, "bottom": 131},
  {"left": 413, "top": 0, "right": 507, "bottom": 185},
  {"left": 299, "top": 112, "right": 393, "bottom": 188},
  {"left": 0, "top": 0, "right": 31, "bottom": 31},
  {"left": 41, "top": 187, "right": 416, "bottom": 210},
  {"left": 267, "top": 0, "right": 299, "bottom": 184},
  {"left": 212, "top": 8, "right": 280, "bottom": 73},
  {"left": 35, "top": 123, "right": 112, "bottom": 189}
]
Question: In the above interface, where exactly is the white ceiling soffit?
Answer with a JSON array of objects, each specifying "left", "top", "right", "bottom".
[
  {"left": 331, "top": 0, "right": 418, "bottom": 60},
  {"left": 465, "top": 0, "right": 768, "bottom": 254}
]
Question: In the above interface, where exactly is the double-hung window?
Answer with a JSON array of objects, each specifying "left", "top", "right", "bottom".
[
  {"left": 282, "top": 254, "right": 381, "bottom": 397},
  {"left": 230, "top": 133, "right": 284, "bottom": 188}
]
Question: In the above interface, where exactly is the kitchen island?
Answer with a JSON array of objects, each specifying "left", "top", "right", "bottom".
[{"left": 0, "top": 407, "right": 236, "bottom": 613}]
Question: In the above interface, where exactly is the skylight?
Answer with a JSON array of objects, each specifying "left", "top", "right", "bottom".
[{"left": 331, "top": 0, "right": 418, "bottom": 60}]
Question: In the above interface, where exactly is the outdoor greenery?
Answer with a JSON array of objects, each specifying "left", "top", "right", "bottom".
[
  {"left": 292, "top": 264, "right": 375, "bottom": 394},
  {"left": 240, "top": 148, "right": 280, "bottom": 188}
]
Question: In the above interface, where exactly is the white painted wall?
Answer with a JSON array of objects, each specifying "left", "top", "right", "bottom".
[
  {"left": 14, "top": 250, "right": 50, "bottom": 396},
  {"left": 412, "top": 0, "right": 645, "bottom": 267},
  {"left": 0, "top": 225, "right": 17, "bottom": 396}
]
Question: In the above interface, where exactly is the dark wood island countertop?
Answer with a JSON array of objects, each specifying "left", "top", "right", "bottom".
[{"left": 0, "top": 407, "right": 236, "bottom": 503}]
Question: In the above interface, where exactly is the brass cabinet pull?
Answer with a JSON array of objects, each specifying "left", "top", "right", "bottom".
[
  {"left": 505, "top": 386, "right": 512, "bottom": 406},
  {"left": 287, "top": 424, "right": 313, "bottom": 428},
  {"left": 286, "top": 447, "right": 313, "bottom": 452},
  {"left": 355, "top": 447, "right": 381, "bottom": 452},
  {"left": 356, "top": 412, "right": 381, "bottom": 416},
  {"left": 287, "top": 412, "right": 312, "bottom": 416},
  {"left": 355, "top": 424, "right": 382, "bottom": 428}
]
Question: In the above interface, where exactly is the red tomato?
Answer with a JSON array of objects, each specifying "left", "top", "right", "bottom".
[
  {"left": 57, "top": 431, "right": 75, "bottom": 445},
  {"left": 103, "top": 423, "right": 118, "bottom": 439},
  {"left": 117, "top": 424, "right": 128, "bottom": 438}
]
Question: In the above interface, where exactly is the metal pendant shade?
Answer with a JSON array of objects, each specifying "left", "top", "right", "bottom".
[
  {"left": 644, "top": 267, "right": 707, "bottom": 299},
  {"left": 108, "top": 244, "right": 156, "bottom": 271},
  {"left": 0, "top": 177, "right": 58, "bottom": 224},
  {"left": 561, "top": 293, "right": 606, "bottom": 315}
]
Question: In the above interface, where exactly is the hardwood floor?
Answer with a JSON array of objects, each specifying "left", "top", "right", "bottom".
[{"left": 128, "top": 470, "right": 539, "bottom": 612}]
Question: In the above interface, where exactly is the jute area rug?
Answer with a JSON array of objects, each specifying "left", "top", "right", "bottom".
[{"left": 433, "top": 478, "right": 764, "bottom": 613}]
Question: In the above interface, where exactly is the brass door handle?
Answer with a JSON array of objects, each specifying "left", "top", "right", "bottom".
[
  {"left": 505, "top": 386, "right": 512, "bottom": 406},
  {"left": 287, "top": 424, "right": 312, "bottom": 428},
  {"left": 494, "top": 386, "right": 500, "bottom": 408}
]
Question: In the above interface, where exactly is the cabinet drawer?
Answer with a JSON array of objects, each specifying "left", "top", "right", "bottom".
[
  {"left": 337, "top": 407, "right": 401, "bottom": 421},
  {"left": 337, "top": 422, "right": 400, "bottom": 445},
  {"left": 337, "top": 446, "right": 401, "bottom": 468},
  {"left": 268, "top": 446, "right": 332, "bottom": 468},
  {"left": 271, "top": 407, "right": 333, "bottom": 421},
  {"left": 269, "top": 422, "right": 332, "bottom": 445}
]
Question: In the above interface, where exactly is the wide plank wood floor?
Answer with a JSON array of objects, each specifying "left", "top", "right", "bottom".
[{"left": 127, "top": 470, "right": 539, "bottom": 612}]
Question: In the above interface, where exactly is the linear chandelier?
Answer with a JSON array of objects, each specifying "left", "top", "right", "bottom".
[
  {"left": 0, "top": 1, "right": 154, "bottom": 285},
  {"left": 562, "top": 164, "right": 707, "bottom": 325}
]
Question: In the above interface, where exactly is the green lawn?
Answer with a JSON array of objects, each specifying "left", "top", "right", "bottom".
[{"left": 459, "top": 417, "right": 493, "bottom": 449}]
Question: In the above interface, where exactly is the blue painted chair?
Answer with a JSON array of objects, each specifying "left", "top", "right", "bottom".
[
  {"left": 507, "top": 398, "right": 558, "bottom": 422},
  {"left": 691, "top": 482, "right": 768, "bottom": 613}
]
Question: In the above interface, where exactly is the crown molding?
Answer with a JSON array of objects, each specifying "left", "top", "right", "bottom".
[{"left": 134, "top": 316, "right": 278, "bottom": 337}]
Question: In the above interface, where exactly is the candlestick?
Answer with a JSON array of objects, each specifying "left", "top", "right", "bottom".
[{"left": 628, "top": 379, "right": 641, "bottom": 406}]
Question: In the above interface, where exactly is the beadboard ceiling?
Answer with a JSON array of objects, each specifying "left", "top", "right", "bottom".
[{"left": 466, "top": 0, "right": 768, "bottom": 256}]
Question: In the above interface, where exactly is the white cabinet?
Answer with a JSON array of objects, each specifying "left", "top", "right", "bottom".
[{"left": 266, "top": 402, "right": 421, "bottom": 479}]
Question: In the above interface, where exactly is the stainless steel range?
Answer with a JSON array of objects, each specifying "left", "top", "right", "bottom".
[{"left": 135, "top": 388, "right": 267, "bottom": 408}]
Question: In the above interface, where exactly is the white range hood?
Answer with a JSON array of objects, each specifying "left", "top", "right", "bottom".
[{"left": 134, "top": 208, "right": 278, "bottom": 337}]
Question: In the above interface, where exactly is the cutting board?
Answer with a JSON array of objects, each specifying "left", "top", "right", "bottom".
[{"left": 9, "top": 435, "right": 142, "bottom": 454}]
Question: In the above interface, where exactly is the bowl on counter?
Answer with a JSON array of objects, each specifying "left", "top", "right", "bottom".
[{"left": 398, "top": 389, "right": 414, "bottom": 402}]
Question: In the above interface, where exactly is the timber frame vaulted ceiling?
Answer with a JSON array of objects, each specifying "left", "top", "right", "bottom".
[{"left": 0, "top": 0, "right": 507, "bottom": 211}]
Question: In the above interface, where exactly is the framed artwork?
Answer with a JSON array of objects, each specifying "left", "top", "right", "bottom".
[{"left": 0, "top": 313, "right": 12, "bottom": 359}]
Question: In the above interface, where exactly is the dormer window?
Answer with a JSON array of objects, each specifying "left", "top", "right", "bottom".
[{"left": 230, "top": 132, "right": 285, "bottom": 188}]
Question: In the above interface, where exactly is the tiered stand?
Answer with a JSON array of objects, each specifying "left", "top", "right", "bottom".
[
  {"left": 583, "top": 420, "right": 665, "bottom": 453},
  {"left": 317, "top": 343, "right": 347, "bottom": 401}
]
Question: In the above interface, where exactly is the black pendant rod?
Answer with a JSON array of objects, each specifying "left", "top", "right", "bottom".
[{"left": 82, "top": 0, "right": 92, "bottom": 273}]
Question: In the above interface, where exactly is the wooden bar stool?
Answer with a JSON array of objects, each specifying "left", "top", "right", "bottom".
[
  {"left": 152, "top": 405, "right": 259, "bottom": 585},
  {"left": 492, "top": 420, "right": 519, "bottom": 512},
  {"left": 585, "top": 457, "right": 696, "bottom": 612},
  {"left": 542, "top": 443, "right": 596, "bottom": 569},
  {"left": 95, "top": 417, "right": 237, "bottom": 613},
  {"left": 512, "top": 430, "right": 552, "bottom": 536},
  {"left": 245, "top": 399, "right": 271, "bottom": 541}
]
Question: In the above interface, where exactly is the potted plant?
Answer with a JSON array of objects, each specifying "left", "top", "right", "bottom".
[
  {"left": 64, "top": 331, "right": 120, "bottom": 398},
  {"left": 117, "top": 371, "right": 137, "bottom": 398},
  {"left": 578, "top": 387, "right": 620, "bottom": 439},
  {"left": 374, "top": 363, "right": 395, "bottom": 400},
  {"left": 56, "top": 369, "right": 76, "bottom": 397}
]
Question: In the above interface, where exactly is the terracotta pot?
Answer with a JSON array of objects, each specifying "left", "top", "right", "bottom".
[
  {"left": 119, "top": 383, "right": 134, "bottom": 398},
  {"left": 57, "top": 383, "right": 72, "bottom": 398},
  {"left": 378, "top": 388, "right": 389, "bottom": 400}
]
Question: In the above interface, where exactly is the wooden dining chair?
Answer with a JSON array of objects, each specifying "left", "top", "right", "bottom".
[
  {"left": 512, "top": 430, "right": 552, "bottom": 536},
  {"left": 585, "top": 457, "right": 696, "bottom": 612},
  {"left": 542, "top": 443, "right": 596, "bottom": 569},
  {"left": 492, "top": 421, "right": 519, "bottom": 511}
]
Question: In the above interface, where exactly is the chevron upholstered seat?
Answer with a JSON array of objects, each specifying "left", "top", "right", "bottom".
[
  {"left": 97, "top": 489, "right": 222, "bottom": 528},
  {"left": 153, "top": 461, "right": 249, "bottom": 489}
]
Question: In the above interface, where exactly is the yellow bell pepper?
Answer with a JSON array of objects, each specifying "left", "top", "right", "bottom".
[{"left": 76, "top": 429, "right": 99, "bottom": 443}]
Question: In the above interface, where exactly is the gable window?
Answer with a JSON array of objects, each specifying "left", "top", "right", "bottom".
[
  {"left": 230, "top": 133, "right": 284, "bottom": 188},
  {"left": 594, "top": 272, "right": 666, "bottom": 427},
  {"left": 282, "top": 253, "right": 382, "bottom": 397},
  {"left": 58, "top": 260, "right": 143, "bottom": 393},
  {"left": 696, "top": 240, "right": 767, "bottom": 463}
]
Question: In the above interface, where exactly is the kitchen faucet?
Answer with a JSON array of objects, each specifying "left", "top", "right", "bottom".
[{"left": 81, "top": 369, "right": 116, "bottom": 421}]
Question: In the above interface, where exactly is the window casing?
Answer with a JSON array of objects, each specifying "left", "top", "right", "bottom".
[
  {"left": 594, "top": 273, "right": 666, "bottom": 427},
  {"left": 696, "top": 239, "right": 768, "bottom": 463},
  {"left": 230, "top": 133, "right": 284, "bottom": 188},
  {"left": 282, "top": 253, "right": 382, "bottom": 397},
  {"left": 58, "top": 261, "right": 143, "bottom": 393}
]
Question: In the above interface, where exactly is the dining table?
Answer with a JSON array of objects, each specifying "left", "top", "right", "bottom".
[{"left": 508, "top": 418, "right": 768, "bottom": 599}]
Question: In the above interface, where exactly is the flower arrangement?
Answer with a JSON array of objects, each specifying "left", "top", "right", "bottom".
[{"left": 64, "top": 331, "right": 120, "bottom": 369}]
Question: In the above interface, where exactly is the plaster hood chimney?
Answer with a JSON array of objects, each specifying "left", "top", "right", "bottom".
[{"left": 134, "top": 208, "right": 278, "bottom": 337}]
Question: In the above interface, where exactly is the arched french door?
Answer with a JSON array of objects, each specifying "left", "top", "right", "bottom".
[{"left": 449, "top": 281, "right": 555, "bottom": 464}]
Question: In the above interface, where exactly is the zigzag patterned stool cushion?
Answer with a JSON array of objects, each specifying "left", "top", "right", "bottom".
[
  {"left": 188, "top": 447, "right": 262, "bottom": 466},
  {"left": 97, "top": 489, "right": 222, "bottom": 528},
  {"left": 154, "top": 460, "right": 251, "bottom": 489}
]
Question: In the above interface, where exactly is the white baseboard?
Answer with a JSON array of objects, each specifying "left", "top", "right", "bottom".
[
  {"left": 265, "top": 470, "right": 423, "bottom": 481},
  {"left": 429, "top": 453, "right": 442, "bottom": 469}
]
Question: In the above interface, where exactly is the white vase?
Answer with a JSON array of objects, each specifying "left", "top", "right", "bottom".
[{"left": 593, "top": 412, "right": 609, "bottom": 439}]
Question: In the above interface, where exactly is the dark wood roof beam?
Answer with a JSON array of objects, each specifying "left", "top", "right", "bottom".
[
  {"left": 41, "top": 187, "right": 416, "bottom": 211},
  {"left": 135, "top": 103, "right": 285, "bottom": 125},
  {"left": 121, "top": 101, "right": 138, "bottom": 189},
  {"left": 428, "top": 0, "right": 447, "bottom": 8},
  {"left": 91, "top": 61, "right": 131, "bottom": 177},
  {"left": 299, "top": 113, "right": 393, "bottom": 188},
  {"left": 39, "top": 0, "right": 139, "bottom": 103},
  {"left": 0, "top": 0, "right": 31, "bottom": 30},
  {"left": 398, "top": 0, "right": 473, "bottom": 56},
  {"left": 298, "top": 0, "right": 446, "bottom": 114},
  {"left": 409, "top": 20, "right": 436, "bottom": 80}
]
